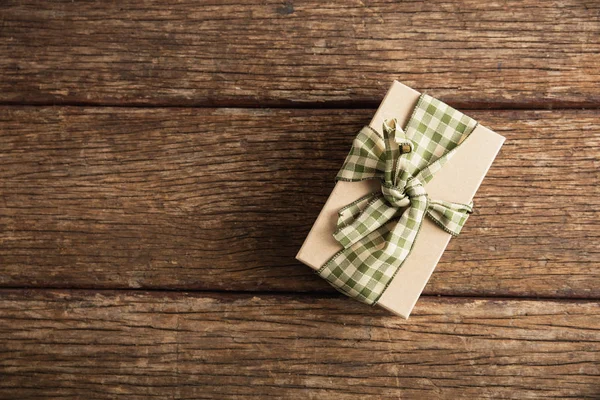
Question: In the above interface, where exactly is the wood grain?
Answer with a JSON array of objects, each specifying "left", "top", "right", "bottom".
[
  {"left": 1, "top": 0, "right": 599, "bottom": 107},
  {"left": 0, "top": 290, "right": 598, "bottom": 399},
  {"left": 1, "top": 107, "right": 598, "bottom": 297}
]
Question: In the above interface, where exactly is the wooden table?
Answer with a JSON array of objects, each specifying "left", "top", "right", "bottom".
[{"left": 1, "top": 1, "right": 599, "bottom": 398}]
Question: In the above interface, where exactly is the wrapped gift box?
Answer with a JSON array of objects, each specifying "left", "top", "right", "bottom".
[{"left": 296, "top": 81, "right": 505, "bottom": 318}]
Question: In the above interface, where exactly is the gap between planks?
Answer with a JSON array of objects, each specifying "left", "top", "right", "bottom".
[
  {"left": 1, "top": 100, "right": 600, "bottom": 110},
  {"left": 0, "top": 287, "right": 598, "bottom": 303}
]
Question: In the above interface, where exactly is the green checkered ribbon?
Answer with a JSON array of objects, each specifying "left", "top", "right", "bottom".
[{"left": 317, "top": 94, "right": 478, "bottom": 305}]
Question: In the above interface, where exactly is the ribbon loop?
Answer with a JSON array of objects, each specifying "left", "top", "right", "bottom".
[
  {"left": 383, "top": 118, "right": 413, "bottom": 154},
  {"left": 318, "top": 93, "right": 479, "bottom": 305}
]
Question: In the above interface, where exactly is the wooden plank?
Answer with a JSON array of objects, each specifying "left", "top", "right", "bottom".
[
  {"left": 0, "top": 290, "right": 598, "bottom": 398},
  {"left": 0, "top": 107, "right": 599, "bottom": 297},
  {"left": 1, "top": 0, "right": 599, "bottom": 107}
]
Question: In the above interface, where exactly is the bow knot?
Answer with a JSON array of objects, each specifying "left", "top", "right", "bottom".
[
  {"left": 319, "top": 93, "right": 479, "bottom": 305},
  {"left": 381, "top": 177, "right": 425, "bottom": 208}
]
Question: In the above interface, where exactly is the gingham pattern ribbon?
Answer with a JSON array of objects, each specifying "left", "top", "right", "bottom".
[{"left": 317, "top": 94, "right": 478, "bottom": 305}]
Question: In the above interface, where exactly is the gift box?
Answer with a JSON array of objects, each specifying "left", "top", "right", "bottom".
[{"left": 296, "top": 81, "right": 505, "bottom": 318}]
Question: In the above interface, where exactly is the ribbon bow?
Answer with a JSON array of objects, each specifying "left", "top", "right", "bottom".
[{"left": 317, "top": 94, "right": 478, "bottom": 305}]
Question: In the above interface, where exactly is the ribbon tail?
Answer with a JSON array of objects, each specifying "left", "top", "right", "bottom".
[
  {"left": 334, "top": 195, "right": 403, "bottom": 249},
  {"left": 379, "top": 194, "right": 428, "bottom": 264},
  {"left": 426, "top": 199, "right": 473, "bottom": 236}
]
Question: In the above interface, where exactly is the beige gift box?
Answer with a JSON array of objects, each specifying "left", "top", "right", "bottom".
[{"left": 296, "top": 81, "right": 505, "bottom": 318}]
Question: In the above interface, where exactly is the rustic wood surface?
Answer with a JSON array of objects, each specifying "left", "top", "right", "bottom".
[
  {"left": 1, "top": 0, "right": 599, "bottom": 397},
  {"left": 1, "top": 0, "right": 599, "bottom": 107},
  {"left": 1, "top": 107, "right": 599, "bottom": 298},
  {"left": 1, "top": 290, "right": 599, "bottom": 399}
]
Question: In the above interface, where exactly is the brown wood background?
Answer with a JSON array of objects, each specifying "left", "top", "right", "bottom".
[{"left": 1, "top": 1, "right": 599, "bottom": 398}]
